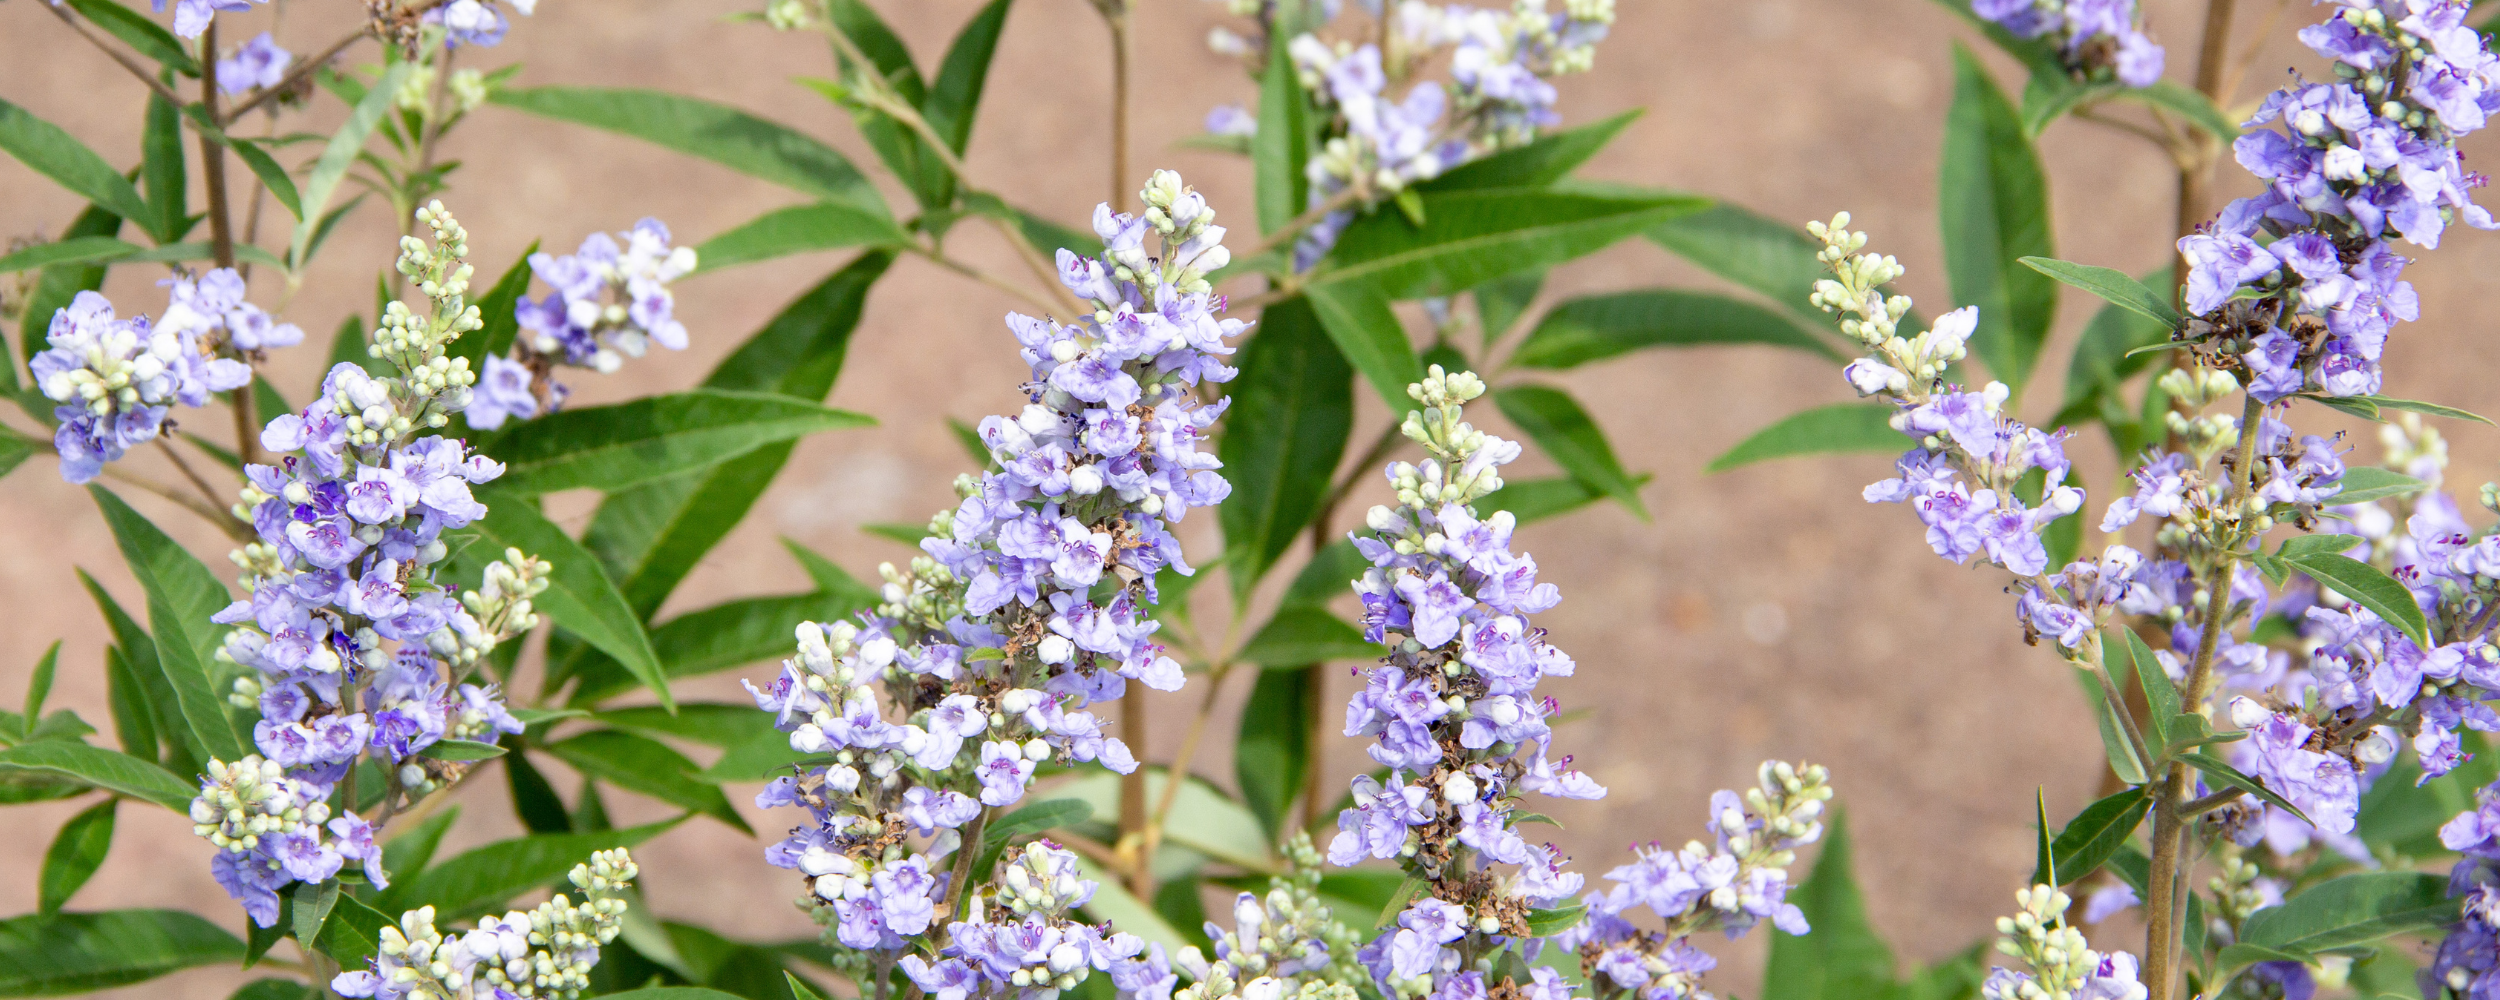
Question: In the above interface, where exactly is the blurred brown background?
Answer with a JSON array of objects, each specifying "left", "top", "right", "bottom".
[{"left": 4, "top": 0, "right": 2499, "bottom": 996}]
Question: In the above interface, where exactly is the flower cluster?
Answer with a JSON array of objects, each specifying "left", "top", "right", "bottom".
[
  {"left": 189, "top": 755, "right": 383, "bottom": 928},
  {"left": 190, "top": 203, "right": 542, "bottom": 927},
  {"left": 428, "top": 0, "right": 539, "bottom": 49},
  {"left": 2178, "top": 0, "right": 2498, "bottom": 403},
  {"left": 153, "top": 0, "right": 268, "bottom": 40},
  {"left": 1808, "top": 215, "right": 2083, "bottom": 581},
  {"left": 890, "top": 840, "right": 1181, "bottom": 1000},
  {"left": 1212, "top": 1, "right": 1613, "bottom": 269},
  {"left": 1558, "top": 761, "right": 1833, "bottom": 1000},
  {"left": 32, "top": 269, "right": 283, "bottom": 484},
  {"left": 217, "top": 32, "right": 293, "bottom": 96},
  {"left": 741, "top": 171, "right": 1237, "bottom": 981},
  {"left": 474, "top": 218, "right": 696, "bottom": 429},
  {"left": 1174, "top": 834, "right": 1365, "bottom": 1000},
  {"left": 1978, "top": 885, "right": 2148, "bottom": 1000},
  {"left": 334, "top": 848, "right": 636, "bottom": 1000},
  {"left": 1331, "top": 367, "right": 1815, "bottom": 1000},
  {"left": 1970, "top": 0, "right": 2164, "bottom": 88}
]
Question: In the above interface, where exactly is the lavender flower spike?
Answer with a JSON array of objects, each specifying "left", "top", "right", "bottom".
[
  {"left": 333, "top": 848, "right": 637, "bottom": 1000},
  {"left": 1979, "top": 884, "right": 2148, "bottom": 1000}
]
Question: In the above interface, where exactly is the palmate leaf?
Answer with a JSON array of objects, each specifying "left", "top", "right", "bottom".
[
  {"left": 1219, "top": 297, "right": 1354, "bottom": 600},
  {"left": 1940, "top": 46, "right": 2057, "bottom": 402},
  {"left": 0, "top": 909, "right": 243, "bottom": 995},
  {"left": 480, "top": 389, "right": 872, "bottom": 496},
  {"left": 491, "top": 87, "right": 886, "bottom": 216}
]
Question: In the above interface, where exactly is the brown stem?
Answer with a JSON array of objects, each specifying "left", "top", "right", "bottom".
[
  {"left": 199, "top": 22, "right": 236, "bottom": 271},
  {"left": 44, "top": 2, "right": 187, "bottom": 107},
  {"left": 1106, "top": 4, "right": 1132, "bottom": 212},
  {"left": 221, "top": 28, "right": 368, "bottom": 124},
  {"left": 2173, "top": 0, "right": 2238, "bottom": 245},
  {"left": 2182, "top": 786, "right": 2246, "bottom": 816},
  {"left": 942, "top": 807, "right": 992, "bottom": 931},
  {"left": 1147, "top": 664, "right": 1236, "bottom": 843},
  {"left": 154, "top": 438, "right": 227, "bottom": 509},
  {"left": 1119, "top": 693, "right": 1153, "bottom": 897},
  {"left": 2144, "top": 394, "right": 2265, "bottom": 1000}
]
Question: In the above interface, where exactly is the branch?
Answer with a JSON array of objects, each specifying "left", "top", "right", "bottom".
[
  {"left": 43, "top": 2, "right": 187, "bottom": 107},
  {"left": 1244, "top": 187, "right": 1365, "bottom": 262},
  {"left": 899, "top": 243, "right": 1064, "bottom": 315},
  {"left": 219, "top": 28, "right": 368, "bottom": 124}
]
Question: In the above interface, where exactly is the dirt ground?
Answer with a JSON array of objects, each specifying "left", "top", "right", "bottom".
[{"left": 4, "top": 1, "right": 2499, "bottom": 996}]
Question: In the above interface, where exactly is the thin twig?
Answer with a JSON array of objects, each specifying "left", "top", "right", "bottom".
[
  {"left": 1146, "top": 663, "right": 1237, "bottom": 838},
  {"left": 2073, "top": 106, "right": 2175, "bottom": 154},
  {"left": 90, "top": 460, "right": 254, "bottom": 540},
  {"left": 220, "top": 28, "right": 368, "bottom": 123},
  {"left": 898, "top": 244, "right": 1064, "bottom": 315},
  {"left": 45, "top": 3, "right": 188, "bottom": 106},
  {"left": 1245, "top": 187, "right": 1365, "bottom": 261},
  {"left": 155, "top": 438, "right": 228, "bottom": 509},
  {"left": 2182, "top": 786, "right": 2246, "bottom": 817},
  {"left": 2217, "top": 0, "right": 2300, "bottom": 108},
  {"left": 1105, "top": 3, "right": 1132, "bottom": 211}
]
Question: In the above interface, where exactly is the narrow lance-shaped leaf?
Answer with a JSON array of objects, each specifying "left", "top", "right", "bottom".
[
  {"left": 1236, "top": 667, "right": 1316, "bottom": 845},
  {"left": 292, "top": 63, "right": 411, "bottom": 269},
  {"left": 59, "top": 0, "right": 202, "bottom": 76},
  {"left": 2240, "top": 871, "right": 2457, "bottom": 953},
  {"left": 0, "top": 909, "right": 243, "bottom": 995},
  {"left": 1219, "top": 297, "right": 1354, "bottom": 600},
  {"left": 2288, "top": 552, "right": 2432, "bottom": 648},
  {"left": 545, "top": 730, "right": 750, "bottom": 833},
  {"left": 1493, "top": 383, "right": 1647, "bottom": 518},
  {"left": 1761, "top": 809, "right": 1896, "bottom": 1000},
  {"left": 1940, "top": 46, "right": 2057, "bottom": 400},
  {"left": 88, "top": 486, "right": 247, "bottom": 763},
  {"left": 0, "top": 97, "right": 157, "bottom": 239},
  {"left": 491, "top": 87, "right": 886, "bottom": 216},
  {"left": 1709, "top": 403, "right": 1905, "bottom": 473},
  {"left": 1509, "top": 289, "right": 1843, "bottom": 368},
  {"left": 1255, "top": 34, "right": 1311, "bottom": 235},
  {"left": 39, "top": 798, "right": 117, "bottom": 914},
  {"left": 1305, "top": 284, "right": 1424, "bottom": 415},
  {"left": 2020, "top": 257, "right": 2179, "bottom": 328},
  {"left": 454, "top": 492, "right": 674, "bottom": 711},
  {"left": 1313, "top": 187, "right": 1707, "bottom": 301},
  {"left": 922, "top": 0, "right": 1016, "bottom": 159},
  {"left": 0, "top": 742, "right": 195, "bottom": 811},
  {"left": 1421, "top": 110, "right": 1643, "bottom": 192},
  {"left": 378, "top": 820, "right": 679, "bottom": 918},
  {"left": 2036, "top": 786, "right": 2151, "bottom": 887},
  {"left": 691, "top": 203, "right": 907, "bottom": 273},
  {"left": 479, "top": 389, "right": 873, "bottom": 496}
]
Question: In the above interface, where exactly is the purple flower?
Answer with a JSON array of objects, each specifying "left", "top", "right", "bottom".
[
  {"left": 217, "top": 32, "right": 291, "bottom": 95},
  {"left": 2179, "top": 233, "right": 2280, "bottom": 314},
  {"left": 976, "top": 741, "right": 1036, "bottom": 807}
]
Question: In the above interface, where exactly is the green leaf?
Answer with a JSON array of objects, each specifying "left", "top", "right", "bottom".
[
  {"left": 1941, "top": 47, "right": 2057, "bottom": 399},
  {"left": 783, "top": 539, "right": 881, "bottom": 604},
  {"left": 2287, "top": 552, "right": 2431, "bottom": 649},
  {"left": 1494, "top": 383, "right": 1646, "bottom": 518},
  {"left": 19, "top": 203, "right": 122, "bottom": 371},
  {"left": 2033, "top": 790, "right": 2056, "bottom": 900},
  {"left": 1056, "top": 769, "right": 1275, "bottom": 871},
  {"left": 653, "top": 591, "right": 875, "bottom": 683},
  {"left": 2117, "top": 81, "right": 2245, "bottom": 143},
  {"left": 311, "top": 893, "right": 393, "bottom": 970},
  {"left": 292, "top": 63, "right": 410, "bottom": 270},
  {"left": 2358, "top": 395, "right": 2495, "bottom": 426},
  {"left": 0, "top": 236, "right": 144, "bottom": 275},
  {"left": 2019, "top": 257, "right": 2179, "bottom": 328},
  {"left": 444, "top": 246, "right": 536, "bottom": 374},
  {"left": 2037, "top": 786, "right": 2150, "bottom": 887},
  {"left": 597, "top": 703, "right": 784, "bottom": 750},
  {"left": 2333, "top": 467, "right": 2430, "bottom": 505},
  {"left": 583, "top": 254, "right": 889, "bottom": 622},
  {"left": 38, "top": 798, "right": 116, "bottom": 914},
  {"left": 1238, "top": 607, "right": 1379, "bottom": 667},
  {"left": 223, "top": 138, "right": 300, "bottom": 220},
  {"left": 382, "top": 805, "right": 461, "bottom": 880},
  {"left": 2056, "top": 265, "right": 2172, "bottom": 427},
  {"left": 1474, "top": 474, "right": 1646, "bottom": 525},
  {"left": 1762, "top": 809, "right": 1897, "bottom": 1000},
  {"left": 1254, "top": 35, "right": 1311, "bottom": 235},
  {"left": 228, "top": 978, "right": 319, "bottom": 1000},
  {"left": 1647, "top": 202, "right": 1917, "bottom": 340},
  {"left": 1219, "top": 297, "right": 1354, "bottom": 598},
  {"left": 922, "top": 0, "right": 1016, "bottom": 157},
  {"left": 380, "top": 820, "right": 680, "bottom": 918},
  {"left": 2179, "top": 751, "right": 2314, "bottom": 825},
  {"left": 100, "top": 646, "right": 158, "bottom": 765},
  {"left": 2120, "top": 628, "right": 2179, "bottom": 752},
  {"left": 977, "top": 798, "right": 1095, "bottom": 878},
  {"left": 1708, "top": 403, "right": 1904, "bottom": 472},
  {"left": 1474, "top": 269, "right": 1544, "bottom": 349},
  {"left": 452, "top": 492, "right": 673, "bottom": 710},
  {"left": 2241, "top": 872, "right": 2458, "bottom": 953},
  {"left": 0, "top": 909, "right": 242, "bottom": 995},
  {"left": 291, "top": 878, "right": 341, "bottom": 953},
  {"left": 1236, "top": 667, "right": 1315, "bottom": 844},
  {"left": 491, "top": 87, "right": 886, "bottom": 216},
  {"left": 0, "top": 742, "right": 191, "bottom": 811},
  {"left": 140, "top": 92, "right": 186, "bottom": 244},
  {"left": 2080, "top": 664, "right": 2149, "bottom": 785},
  {"left": 1282, "top": 540, "right": 1367, "bottom": 609},
  {"left": 698, "top": 731, "right": 813, "bottom": 784},
  {"left": 87, "top": 487, "right": 245, "bottom": 764},
  {"left": 1072, "top": 855, "right": 1194, "bottom": 955},
  {"left": 1510, "top": 290, "right": 1842, "bottom": 368},
  {"left": 1304, "top": 283, "right": 1424, "bottom": 415},
  {"left": 1523, "top": 905, "right": 1588, "bottom": 937},
  {"left": 692, "top": 203, "right": 907, "bottom": 273},
  {"left": 419, "top": 739, "right": 508, "bottom": 762},
  {"left": 58, "top": 0, "right": 201, "bottom": 76},
  {"left": 482, "top": 389, "right": 871, "bottom": 496},
  {"left": 595, "top": 990, "right": 749, "bottom": 1000},
  {"left": 1422, "top": 110, "right": 1642, "bottom": 192},
  {"left": 0, "top": 98, "right": 156, "bottom": 240},
  {"left": 1314, "top": 187, "right": 1707, "bottom": 302},
  {"left": 547, "top": 730, "right": 751, "bottom": 832},
  {"left": 506, "top": 749, "right": 573, "bottom": 835}
]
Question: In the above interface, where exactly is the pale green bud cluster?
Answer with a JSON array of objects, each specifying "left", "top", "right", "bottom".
[
  {"left": 1386, "top": 366, "right": 1508, "bottom": 508},
  {"left": 996, "top": 841, "right": 1094, "bottom": 917},
  {"left": 372, "top": 201, "right": 484, "bottom": 425},
  {"left": 188, "top": 755, "right": 326, "bottom": 852},
  {"left": 1132, "top": 169, "right": 1232, "bottom": 297},
  {"left": 1174, "top": 832, "right": 1356, "bottom": 1000},
  {"left": 876, "top": 553, "right": 964, "bottom": 631},
  {"left": 1732, "top": 759, "right": 1833, "bottom": 867},
  {"left": 1807, "top": 213, "right": 1913, "bottom": 347},
  {"left": 372, "top": 849, "right": 637, "bottom": 1000},
  {"left": 1990, "top": 885, "right": 2100, "bottom": 1000},
  {"left": 2208, "top": 850, "right": 2275, "bottom": 923},
  {"left": 2379, "top": 413, "right": 2448, "bottom": 484},
  {"left": 762, "top": 0, "right": 812, "bottom": 29}
]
